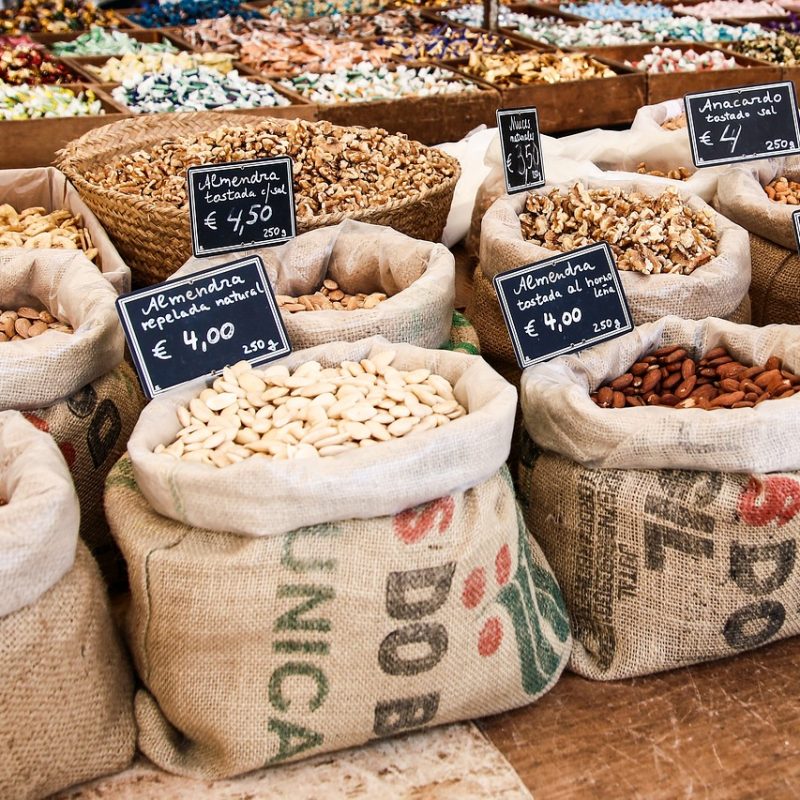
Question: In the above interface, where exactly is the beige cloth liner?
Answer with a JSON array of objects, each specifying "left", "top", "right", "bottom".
[
  {"left": 175, "top": 220, "right": 455, "bottom": 351},
  {"left": 479, "top": 176, "right": 751, "bottom": 324},
  {"left": 520, "top": 315, "right": 800, "bottom": 473},
  {"left": 128, "top": 336, "right": 518, "bottom": 537},
  {"left": 0, "top": 251, "right": 124, "bottom": 410},
  {"left": 1, "top": 166, "right": 130, "bottom": 293},
  {"left": 0, "top": 410, "right": 78, "bottom": 617}
]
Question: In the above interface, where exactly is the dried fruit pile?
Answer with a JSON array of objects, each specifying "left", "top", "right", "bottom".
[
  {"left": 590, "top": 345, "right": 800, "bottom": 409},
  {"left": 519, "top": 183, "right": 718, "bottom": 274}
]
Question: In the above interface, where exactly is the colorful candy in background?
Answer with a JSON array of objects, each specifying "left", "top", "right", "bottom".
[
  {"left": 377, "top": 26, "right": 516, "bottom": 61},
  {"left": 52, "top": 27, "right": 178, "bottom": 57},
  {"left": 465, "top": 51, "right": 616, "bottom": 85},
  {"left": 112, "top": 66, "right": 291, "bottom": 113},
  {"left": 673, "top": 0, "right": 787, "bottom": 17},
  {"left": 766, "top": 10, "right": 800, "bottom": 31},
  {"left": 0, "top": 0, "right": 119, "bottom": 34},
  {"left": 560, "top": 0, "right": 673, "bottom": 20},
  {"left": 280, "top": 63, "right": 481, "bottom": 103},
  {"left": 626, "top": 45, "right": 738, "bottom": 72},
  {"left": 87, "top": 51, "right": 236, "bottom": 83},
  {"left": 130, "top": 0, "right": 260, "bottom": 29},
  {"left": 0, "top": 84, "right": 103, "bottom": 119},
  {"left": 442, "top": 5, "right": 533, "bottom": 27},
  {"left": 0, "top": 36, "right": 76, "bottom": 85},
  {"left": 266, "top": 0, "right": 387, "bottom": 19},
  {"left": 726, "top": 31, "right": 800, "bottom": 63}
]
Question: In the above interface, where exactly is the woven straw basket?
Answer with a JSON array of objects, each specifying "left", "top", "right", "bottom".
[{"left": 57, "top": 112, "right": 461, "bottom": 286}]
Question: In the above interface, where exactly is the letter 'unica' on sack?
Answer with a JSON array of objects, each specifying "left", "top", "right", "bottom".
[
  {"left": 519, "top": 436, "right": 800, "bottom": 679},
  {"left": 106, "top": 459, "right": 572, "bottom": 779}
]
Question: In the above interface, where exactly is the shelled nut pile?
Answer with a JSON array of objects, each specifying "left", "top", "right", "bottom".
[
  {"left": 764, "top": 175, "right": 800, "bottom": 202},
  {"left": 636, "top": 163, "right": 694, "bottom": 180},
  {"left": 465, "top": 51, "right": 615, "bottom": 86},
  {"left": 0, "top": 307, "right": 74, "bottom": 341},
  {"left": 519, "top": 183, "right": 718, "bottom": 274},
  {"left": 277, "top": 280, "right": 387, "bottom": 312},
  {"left": 590, "top": 346, "right": 800, "bottom": 409},
  {"left": 84, "top": 119, "right": 459, "bottom": 216},
  {"left": 0, "top": 205, "right": 98, "bottom": 260},
  {"left": 661, "top": 113, "right": 687, "bottom": 130},
  {"left": 156, "top": 352, "right": 467, "bottom": 465}
]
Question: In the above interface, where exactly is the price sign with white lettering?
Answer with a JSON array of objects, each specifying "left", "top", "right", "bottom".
[
  {"left": 116, "top": 255, "right": 291, "bottom": 398},
  {"left": 685, "top": 81, "right": 800, "bottom": 167},
  {"left": 187, "top": 156, "right": 297, "bottom": 257},
  {"left": 493, "top": 242, "right": 633, "bottom": 368},
  {"left": 496, "top": 106, "right": 545, "bottom": 194}
]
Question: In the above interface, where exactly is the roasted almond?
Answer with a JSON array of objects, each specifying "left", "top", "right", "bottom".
[{"left": 710, "top": 391, "right": 745, "bottom": 408}]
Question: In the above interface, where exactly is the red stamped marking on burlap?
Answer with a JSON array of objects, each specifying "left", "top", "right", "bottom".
[
  {"left": 478, "top": 617, "right": 503, "bottom": 657},
  {"left": 739, "top": 475, "right": 800, "bottom": 527},
  {"left": 462, "top": 567, "right": 486, "bottom": 609},
  {"left": 394, "top": 496, "right": 455, "bottom": 544}
]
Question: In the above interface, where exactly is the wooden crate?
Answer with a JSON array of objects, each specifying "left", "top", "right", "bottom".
[{"left": 584, "top": 42, "right": 783, "bottom": 104}]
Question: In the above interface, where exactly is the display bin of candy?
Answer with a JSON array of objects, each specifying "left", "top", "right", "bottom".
[
  {"left": 449, "top": 48, "right": 647, "bottom": 132},
  {"left": 95, "top": 77, "right": 317, "bottom": 119},
  {"left": 2, "top": 84, "right": 129, "bottom": 169},
  {"left": 535, "top": 0, "right": 675, "bottom": 22},
  {"left": 674, "top": 1, "right": 789, "bottom": 22},
  {"left": 584, "top": 41, "right": 782, "bottom": 101},
  {"left": 30, "top": 28, "right": 180, "bottom": 52},
  {"left": 284, "top": 63, "right": 501, "bottom": 144}
]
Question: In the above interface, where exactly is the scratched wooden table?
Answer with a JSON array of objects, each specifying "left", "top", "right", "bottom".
[{"left": 480, "top": 636, "right": 800, "bottom": 799}]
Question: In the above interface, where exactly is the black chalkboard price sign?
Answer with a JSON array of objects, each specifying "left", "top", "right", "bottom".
[
  {"left": 493, "top": 242, "right": 633, "bottom": 369},
  {"left": 496, "top": 106, "right": 545, "bottom": 194},
  {"left": 187, "top": 156, "right": 297, "bottom": 257},
  {"left": 793, "top": 209, "right": 800, "bottom": 255},
  {"left": 684, "top": 81, "right": 800, "bottom": 168},
  {"left": 116, "top": 255, "right": 291, "bottom": 398}
]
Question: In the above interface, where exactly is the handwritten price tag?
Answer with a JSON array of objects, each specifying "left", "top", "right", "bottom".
[
  {"left": 497, "top": 106, "right": 545, "bottom": 194},
  {"left": 187, "top": 156, "right": 297, "bottom": 257}
]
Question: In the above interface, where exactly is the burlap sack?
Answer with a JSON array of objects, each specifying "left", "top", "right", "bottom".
[
  {"left": 715, "top": 159, "right": 800, "bottom": 325},
  {"left": 127, "top": 337, "right": 516, "bottom": 538},
  {"left": 479, "top": 177, "right": 751, "bottom": 325},
  {"left": 0, "top": 253, "right": 145, "bottom": 586},
  {"left": 1, "top": 166, "right": 130, "bottom": 293},
  {"left": 0, "top": 411, "right": 78, "bottom": 617},
  {"left": 174, "top": 221, "right": 454, "bottom": 351},
  {"left": 630, "top": 97, "right": 686, "bottom": 134},
  {"left": 1, "top": 543, "right": 136, "bottom": 798},
  {"left": 442, "top": 310, "right": 480, "bottom": 356},
  {"left": 466, "top": 263, "right": 751, "bottom": 367},
  {"left": 521, "top": 315, "right": 800, "bottom": 473},
  {"left": 106, "top": 457, "right": 571, "bottom": 779},
  {"left": 0, "top": 413, "right": 135, "bottom": 799},
  {"left": 519, "top": 435, "right": 800, "bottom": 679}
]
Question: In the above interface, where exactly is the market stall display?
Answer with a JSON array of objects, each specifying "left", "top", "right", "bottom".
[
  {"left": 0, "top": 0, "right": 120, "bottom": 35},
  {"left": 519, "top": 316, "right": 800, "bottom": 678},
  {"left": 673, "top": 0, "right": 787, "bottom": 17},
  {"left": 0, "top": 36, "right": 78, "bottom": 84},
  {"left": 128, "top": 0, "right": 260, "bottom": 28},
  {"left": 84, "top": 51, "right": 236, "bottom": 82},
  {"left": 51, "top": 26, "right": 179, "bottom": 57},
  {"left": 0, "top": 410, "right": 135, "bottom": 800},
  {"left": 58, "top": 114, "right": 461, "bottom": 282}
]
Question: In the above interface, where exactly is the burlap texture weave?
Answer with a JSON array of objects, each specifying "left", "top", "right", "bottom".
[
  {"left": 519, "top": 436, "right": 800, "bottom": 679},
  {"left": 106, "top": 458, "right": 571, "bottom": 779}
]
